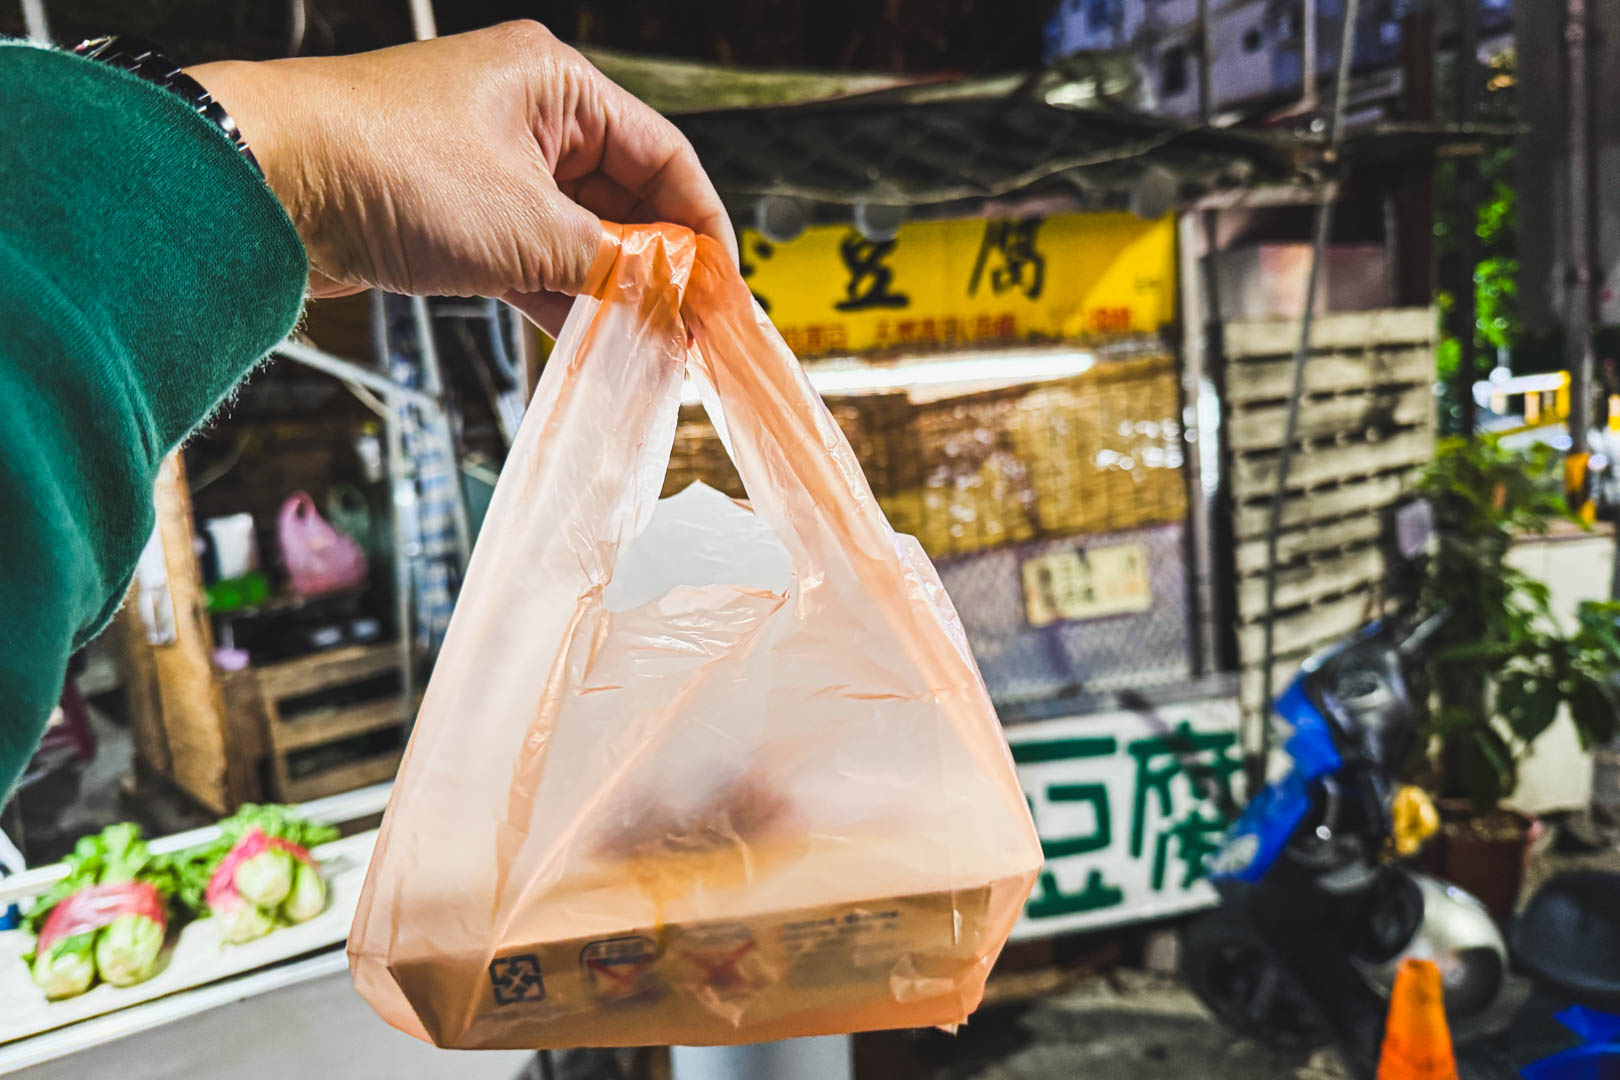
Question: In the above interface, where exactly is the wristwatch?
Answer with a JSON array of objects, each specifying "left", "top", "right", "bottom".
[{"left": 71, "top": 36, "right": 260, "bottom": 175}]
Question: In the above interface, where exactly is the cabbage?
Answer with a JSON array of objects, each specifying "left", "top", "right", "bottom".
[
  {"left": 32, "top": 932, "right": 96, "bottom": 1000},
  {"left": 282, "top": 860, "right": 327, "bottom": 923},
  {"left": 234, "top": 849, "right": 295, "bottom": 908},
  {"left": 23, "top": 824, "right": 175, "bottom": 998},
  {"left": 94, "top": 913, "right": 165, "bottom": 986},
  {"left": 217, "top": 901, "right": 277, "bottom": 945},
  {"left": 156, "top": 805, "right": 338, "bottom": 947}
]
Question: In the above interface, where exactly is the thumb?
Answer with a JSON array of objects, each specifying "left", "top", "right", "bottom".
[
  {"left": 505, "top": 181, "right": 610, "bottom": 339},
  {"left": 531, "top": 176, "right": 605, "bottom": 297}
]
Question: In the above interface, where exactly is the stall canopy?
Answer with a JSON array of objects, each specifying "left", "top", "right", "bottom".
[{"left": 584, "top": 48, "right": 1308, "bottom": 225}]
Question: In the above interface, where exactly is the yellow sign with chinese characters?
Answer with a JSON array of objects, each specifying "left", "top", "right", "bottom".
[
  {"left": 739, "top": 211, "right": 1176, "bottom": 356},
  {"left": 1021, "top": 542, "right": 1153, "bottom": 627}
]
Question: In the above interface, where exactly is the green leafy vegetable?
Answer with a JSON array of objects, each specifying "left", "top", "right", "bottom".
[
  {"left": 234, "top": 849, "right": 296, "bottom": 908},
  {"left": 220, "top": 804, "right": 339, "bottom": 852},
  {"left": 283, "top": 860, "right": 328, "bottom": 924},
  {"left": 22, "top": 824, "right": 176, "bottom": 998},
  {"left": 94, "top": 916, "right": 165, "bottom": 987},
  {"left": 90, "top": 824, "right": 169, "bottom": 986},
  {"left": 165, "top": 804, "right": 338, "bottom": 944},
  {"left": 216, "top": 901, "right": 277, "bottom": 945},
  {"left": 23, "top": 828, "right": 113, "bottom": 936},
  {"left": 31, "top": 932, "right": 96, "bottom": 1000}
]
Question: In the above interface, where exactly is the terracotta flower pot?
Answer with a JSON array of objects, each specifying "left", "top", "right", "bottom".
[{"left": 1424, "top": 799, "right": 1535, "bottom": 924}]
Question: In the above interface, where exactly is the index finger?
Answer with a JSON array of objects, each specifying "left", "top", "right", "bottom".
[{"left": 593, "top": 76, "right": 738, "bottom": 265}]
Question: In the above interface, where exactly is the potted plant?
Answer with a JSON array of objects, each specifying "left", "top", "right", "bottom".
[{"left": 1404, "top": 436, "right": 1620, "bottom": 918}]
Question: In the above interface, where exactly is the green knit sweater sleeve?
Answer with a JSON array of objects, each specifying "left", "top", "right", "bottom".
[{"left": 0, "top": 44, "right": 307, "bottom": 797}]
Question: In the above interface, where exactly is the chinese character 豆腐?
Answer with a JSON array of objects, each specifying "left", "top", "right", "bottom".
[
  {"left": 1127, "top": 722, "right": 1243, "bottom": 892},
  {"left": 834, "top": 231, "right": 910, "bottom": 312},
  {"left": 969, "top": 218, "right": 1047, "bottom": 301},
  {"left": 739, "top": 236, "right": 775, "bottom": 312}
]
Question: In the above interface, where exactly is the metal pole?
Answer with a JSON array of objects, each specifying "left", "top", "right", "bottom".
[
  {"left": 1179, "top": 212, "right": 1220, "bottom": 677},
  {"left": 406, "top": 0, "right": 437, "bottom": 41},
  {"left": 1252, "top": 0, "right": 1360, "bottom": 791},
  {"left": 409, "top": 296, "right": 475, "bottom": 565},
  {"left": 19, "top": 0, "right": 49, "bottom": 43},
  {"left": 1190, "top": 0, "right": 1237, "bottom": 677},
  {"left": 372, "top": 292, "right": 415, "bottom": 717},
  {"left": 672, "top": 1039, "right": 851, "bottom": 1080},
  {"left": 1566, "top": 0, "right": 1596, "bottom": 458},
  {"left": 1196, "top": 0, "right": 1214, "bottom": 123},
  {"left": 272, "top": 339, "right": 439, "bottom": 412},
  {"left": 1301, "top": 0, "right": 1318, "bottom": 113},
  {"left": 396, "top": 7, "right": 475, "bottom": 565},
  {"left": 1454, "top": 0, "right": 1481, "bottom": 437},
  {"left": 1393, "top": 7, "right": 1436, "bottom": 308}
]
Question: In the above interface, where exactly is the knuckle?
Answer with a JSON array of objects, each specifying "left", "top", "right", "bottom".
[{"left": 489, "top": 19, "right": 553, "bottom": 55}]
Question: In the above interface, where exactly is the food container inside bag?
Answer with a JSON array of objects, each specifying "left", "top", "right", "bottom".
[{"left": 348, "top": 225, "right": 1043, "bottom": 1049}]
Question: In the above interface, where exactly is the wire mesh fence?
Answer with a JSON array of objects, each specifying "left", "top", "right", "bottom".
[{"left": 935, "top": 521, "right": 1193, "bottom": 714}]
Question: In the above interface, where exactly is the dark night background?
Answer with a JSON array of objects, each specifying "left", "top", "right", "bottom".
[{"left": 0, "top": 1, "right": 1055, "bottom": 73}]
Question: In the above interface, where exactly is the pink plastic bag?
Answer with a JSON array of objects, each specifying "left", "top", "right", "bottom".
[
  {"left": 349, "top": 225, "right": 1042, "bottom": 1049},
  {"left": 278, "top": 491, "right": 368, "bottom": 596}
]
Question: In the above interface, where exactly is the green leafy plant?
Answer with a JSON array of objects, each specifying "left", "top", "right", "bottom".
[
  {"left": 1433, "top": 48, "right": 1523, "bottom": 435},
  {"left": 1409, "top": 437, "right": 1620, "bottom": 809}
]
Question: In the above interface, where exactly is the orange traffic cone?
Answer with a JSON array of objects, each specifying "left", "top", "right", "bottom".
[{"left": 1377, "top": 957, "right": 1459, "bottom": 1080}]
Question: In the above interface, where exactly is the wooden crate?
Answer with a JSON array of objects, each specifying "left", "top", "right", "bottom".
[
  {"left": 250, "top": 643, "right": 415, "bottom": 803},
  {"left": 1224, "top": 308, "right": 1437, "bottom": 729},
  {"left": 112, "top": 453, "right": 411, "bottom": 811}
]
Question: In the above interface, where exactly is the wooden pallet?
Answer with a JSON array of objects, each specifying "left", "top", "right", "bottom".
[
  {"left": 253, "top": 643, "right": 416, "bottom": 803},
  {"left": 1222, "top": 308, "right": 1437, "bottom": 727}
]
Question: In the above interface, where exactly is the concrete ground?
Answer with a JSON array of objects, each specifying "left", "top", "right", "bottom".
[
  {"left": 922, "top": 970, "right": 1346, "bottom": 1080},
  {"left": 536, "top": 975, "right": 1349, "bottom": 1080}
]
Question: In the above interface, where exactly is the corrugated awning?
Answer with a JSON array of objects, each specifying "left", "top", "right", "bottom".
[
  {"left": 588, "top": 49, "right": 1509, "bottom": 226},
  {"left": 584, "top": 49, "right": 1309, "bottom": 224}
]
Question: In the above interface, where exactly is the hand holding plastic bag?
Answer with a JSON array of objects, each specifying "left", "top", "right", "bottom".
[{"left": 349, "top": 225, "right": 1042, "bottom": 1049}]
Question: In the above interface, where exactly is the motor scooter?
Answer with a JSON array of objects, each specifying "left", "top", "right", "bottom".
[{"left": 1181, "top": 504, "right": 1620, "bottom": 1079}]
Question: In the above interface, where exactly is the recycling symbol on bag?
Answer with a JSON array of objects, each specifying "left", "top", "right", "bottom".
[{"left": 488, "top": 954, "right": 547, "bottom": 1006}]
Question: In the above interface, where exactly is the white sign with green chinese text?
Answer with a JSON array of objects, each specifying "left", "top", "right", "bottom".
[{"left": 1007, "top": 698, "right": 1243, "bottom": 940}]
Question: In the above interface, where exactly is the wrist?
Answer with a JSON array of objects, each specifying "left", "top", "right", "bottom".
[
  {"left": 184, "top": 61, "right": 306, "bottom": 239},
  {"left": 187, "top": 58, "right": 365, "bottom": 297},
  {"left": 72, "top": 39, "right": 260, "bottom": 176}
]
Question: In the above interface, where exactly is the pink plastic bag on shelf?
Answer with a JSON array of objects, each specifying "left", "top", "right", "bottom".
[
  {"left": 277, "top": 491, "right": 368, "bottom": 596},
  {"left": 349, "top": 224, "right": 1042, "bottom": 1050}
]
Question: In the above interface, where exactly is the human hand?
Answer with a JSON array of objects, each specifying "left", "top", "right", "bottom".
[{"left": 188, "top": 21, "right": 736, "bottom": 333}]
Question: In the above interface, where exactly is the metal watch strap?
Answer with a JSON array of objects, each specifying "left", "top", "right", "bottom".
[{"left": 71, "top": 36, "right": 260, "bottom": 175}]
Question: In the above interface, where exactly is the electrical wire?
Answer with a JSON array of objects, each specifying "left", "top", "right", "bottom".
[{"left": 1251, "top": 0, "right": 1362, "bottom": 791}]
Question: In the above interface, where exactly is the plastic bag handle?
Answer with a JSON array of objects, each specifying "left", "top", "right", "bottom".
[
  {"left": 278, "top": 491, "right": 317, "bottom": 534},
  {"left": 681, "top": 244, "right": 887, "bottom": 570},
  {"left": 682, "top": 237, "right": 986, "bottom": 699},
  {"left": 379, "top": 226, "right": 695, "bottom": 767},
  {"left": 327, "top": 484, "right": 367, "bottom": 516}
]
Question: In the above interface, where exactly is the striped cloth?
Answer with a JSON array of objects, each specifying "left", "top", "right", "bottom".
[{"left": 384, "top": 295, "right": 460, "bottom": 655}]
